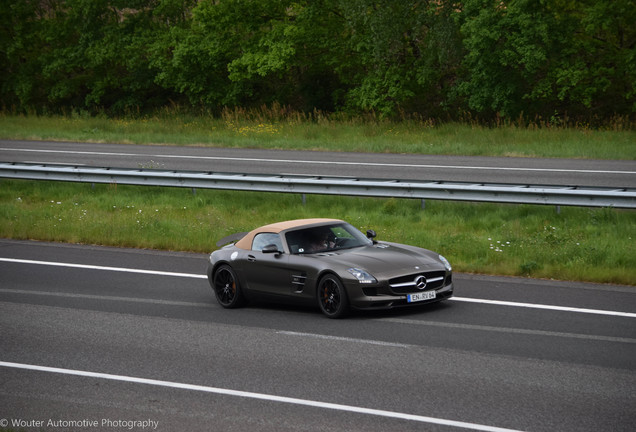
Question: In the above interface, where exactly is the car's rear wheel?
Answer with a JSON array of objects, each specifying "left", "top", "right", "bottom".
[
  {"left": 213, "top": 264, "right": 245, "bottom": 308},
  {"left": 317, "top": 274, "right": 349, "bottom": 318}
]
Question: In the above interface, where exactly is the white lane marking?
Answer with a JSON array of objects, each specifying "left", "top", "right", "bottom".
[
  {"left": 3, "top": 287, "right": 634, "bottom": 345},
  {"left": 278, "top": 331, "right": 411, "bottom": 348},
  {"left": 2, "top": 147, "right": 634, "bottom": 175},
  {"left": 451, "top": 297, "right": 636, "bottom": 319},
  {"left": 2, "top": 257, "right": 634, "bottom": 318},
  {"left": 379, "top": 318, "right": 636, "bottom": 344},
  {"left": 23, "top": 160, "right": 87, "bottom": 166},
  {"left": 0, "top": 361, "right": 525, "bottom": 432},
  {"left": 0, "top": 257, "right": 207, "bottom": 279},
  {"left": 3, "top": 287, "right": 631, "bottom": 343},
  {"left": 0, "top": 289, "right": 212, "bottom": 308},
  {"left": 20, "top": 161, "right": 86, "bottom": 166}
]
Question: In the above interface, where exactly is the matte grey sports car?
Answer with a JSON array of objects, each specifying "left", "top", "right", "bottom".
[{"left": 207, "top": 218, "right": 453, "bottom": 318}]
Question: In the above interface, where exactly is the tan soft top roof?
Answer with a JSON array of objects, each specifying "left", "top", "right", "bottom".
[{"left": 234, "top": 218, "right": 342, "bottom": 250}]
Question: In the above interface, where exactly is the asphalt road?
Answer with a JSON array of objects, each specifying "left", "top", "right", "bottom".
[
  {"left": 1, "top": 240, "right": 635, "bottom": 432},
  {"left": 1, "top": 140, "right": 635, "bottom": 188}
]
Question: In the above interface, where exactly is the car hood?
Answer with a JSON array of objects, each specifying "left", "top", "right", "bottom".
[{"left": 313, "top": 242, "right": 443, "bottom": 277}]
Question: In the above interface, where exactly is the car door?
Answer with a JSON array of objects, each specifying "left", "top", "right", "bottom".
[{"left": 242, "top": 233, "right": 292, "bottom": 296}]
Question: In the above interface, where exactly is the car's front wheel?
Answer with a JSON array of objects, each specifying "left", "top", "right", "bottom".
[
  {"left": 213, "top": 264, "right": 245, "bottom": 308},
  {"left": 317, "top": 274, "right": 349, "bottom": 318}
]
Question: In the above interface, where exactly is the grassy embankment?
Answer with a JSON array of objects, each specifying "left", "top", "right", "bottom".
[
  {"left": 1, "top": 109, "right": 634, "bottom": 158},
  {"left": 0, "top": 112, "right": 634, "bottom": 285}
]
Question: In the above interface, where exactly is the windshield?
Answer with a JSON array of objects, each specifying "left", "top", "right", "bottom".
[{"left": 285, "top": 223, "right": 373, "bottom": 254}]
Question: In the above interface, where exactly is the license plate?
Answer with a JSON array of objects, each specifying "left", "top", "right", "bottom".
[{"left": 407, "top": 291, "right": 436, "bottom": 303}]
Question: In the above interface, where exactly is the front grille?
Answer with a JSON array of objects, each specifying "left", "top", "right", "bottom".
[{"left": 389, "top": 271, "right": 447, "bottom": 294}]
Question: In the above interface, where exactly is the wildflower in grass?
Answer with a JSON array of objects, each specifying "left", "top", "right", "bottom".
[
  {"left": 227, "top": 120, "right": 280, "bottom": 136},
  {"left": 489, "top": 238, "right": 512, "bottom": 253}
]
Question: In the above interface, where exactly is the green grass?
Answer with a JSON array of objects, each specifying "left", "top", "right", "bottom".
[
  {"left": 1, "top": 179, "right": 634, "bottom": 285},
  {"left": 0, "top": 112, "right": 634, "bottom": 159}
]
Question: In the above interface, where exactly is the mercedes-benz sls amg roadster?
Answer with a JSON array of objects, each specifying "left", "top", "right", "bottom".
[{"left": 207, "top": 218, "right": 453, "bottom": 318}]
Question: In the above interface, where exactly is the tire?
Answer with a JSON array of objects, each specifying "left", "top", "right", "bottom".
[
  {"left": 317, "top": 274, "right": 349, "bottom": 318},
  {"left": 213, "top": 264, "right": 245, "bottom": 308}
]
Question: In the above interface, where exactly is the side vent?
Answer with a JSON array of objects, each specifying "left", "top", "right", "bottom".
[{"left": 292, "top": 273, "right": 307, "bottom": 293}]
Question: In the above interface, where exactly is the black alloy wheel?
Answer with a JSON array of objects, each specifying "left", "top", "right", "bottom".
[
  {"left": 317, "top": 274, "right": 349, "bottom": 318},
  {"left": 213, "top": 264, "right": 245, "bottom": 308}
]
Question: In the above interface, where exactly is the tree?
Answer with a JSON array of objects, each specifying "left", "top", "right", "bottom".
[
  {"left": 0, "top": 0, "right": 60, "bottom": 110},
  {"left": 1, "top": 0, "right": 632, "bottom": 121},
  {"left": 330, "top": 0, "right": 464, "bottom": 117},
  {"left": 456, "top": 0, "right": 636, "bottom": 120}
]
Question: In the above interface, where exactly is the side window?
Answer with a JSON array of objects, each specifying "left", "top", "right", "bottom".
[{"left": 252, "top": 233, "right": 283, "bottom": 252}]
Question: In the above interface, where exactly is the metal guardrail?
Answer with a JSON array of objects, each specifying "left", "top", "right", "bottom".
[{"left": 1, "top": 162, "right": 635, "bottom": 208}]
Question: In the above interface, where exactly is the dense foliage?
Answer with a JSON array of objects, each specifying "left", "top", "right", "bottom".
[{"left": 2, "top": 0, "right": 634, "bottom": 123}]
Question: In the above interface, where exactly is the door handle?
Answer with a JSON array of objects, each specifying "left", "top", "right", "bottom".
[{"left": 247, "top": 255, "right": 256, "bottom": 262}]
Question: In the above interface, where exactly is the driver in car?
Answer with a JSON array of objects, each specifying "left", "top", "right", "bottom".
[{"left": 306, "top": 229, "right": 336, "bottom": 252}]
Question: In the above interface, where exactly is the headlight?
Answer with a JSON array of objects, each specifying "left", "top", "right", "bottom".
[
  {"left": 347, "top": 268, "right": 377, "bottom": 284},
  {"left": 439, "top": 255, "right": 452, "bottom": 272}
]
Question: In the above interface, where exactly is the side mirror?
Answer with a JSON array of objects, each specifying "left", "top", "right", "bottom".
[
  {"left": 262, "top": 244, "right": 282, "bottom": 255},
  {"left": 366, "top": 230, "right": 377, "bottom": 243}
]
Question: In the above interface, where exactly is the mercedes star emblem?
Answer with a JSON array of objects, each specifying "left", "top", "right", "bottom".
[{"left": 415, "top": 275, "right": 427, "bottom": 290}]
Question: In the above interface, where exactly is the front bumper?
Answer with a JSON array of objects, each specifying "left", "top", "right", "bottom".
[{"left": 346, "top": 280, "right": 454, "bottom": 310}]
